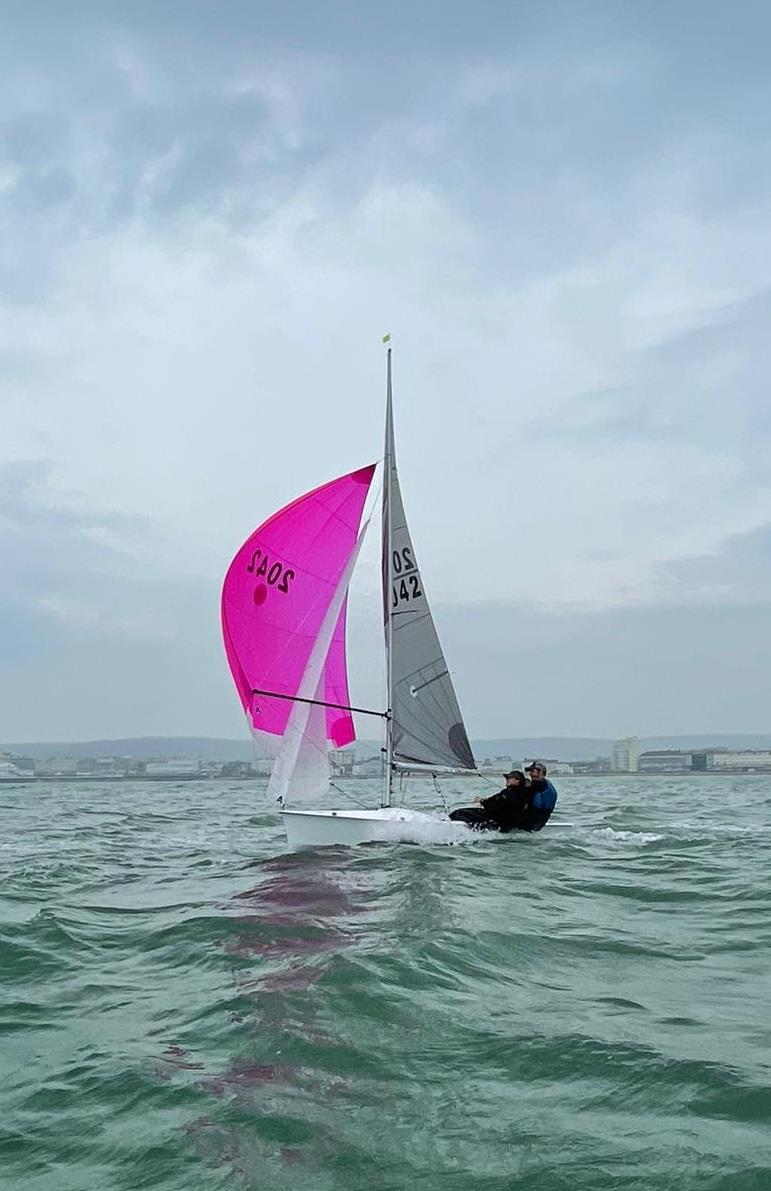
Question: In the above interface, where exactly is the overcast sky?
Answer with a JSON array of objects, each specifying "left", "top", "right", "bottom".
[{"left": 2, "top": 1, "right": 771, "bottom": 743}]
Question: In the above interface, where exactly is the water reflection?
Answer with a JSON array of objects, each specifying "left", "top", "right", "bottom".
[
  {"left": 165, "top": 845, "right": 458, "bottom": 1185},
  {"left": 172, "top": 848, "right": 373, "bottom": 1181}
]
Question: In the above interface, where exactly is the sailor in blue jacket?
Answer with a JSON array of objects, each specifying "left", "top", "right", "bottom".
[
  {"left": 449, "top": 765, "right": 558, "bottom": 834},
  {"left": 522, "top": 761, "right": 558, "bottom": 831}
]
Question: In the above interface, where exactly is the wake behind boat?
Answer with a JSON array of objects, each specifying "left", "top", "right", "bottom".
[{"left": 221, "top": 348, "right": 510, "bottom": 849}]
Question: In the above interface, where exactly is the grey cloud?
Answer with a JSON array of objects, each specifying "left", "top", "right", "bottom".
[
  {"left": 522, "top": 286, "right": 771, "bottom": 463},
  {"left": 0, "top": 459, "right": 145, "bottom": 534},
  {"left": 3, "top": 2, "right": 771, "bottom": 739},
  {"left": 663, "top": 522, "right": 771, "bottom": 604},
  {"left": 0, "top": 573, "right": 234, "bottom": 740},
  {"left": 4, "top": 1, "right": 771, "bottom": 246},
  {"left": 0, "top": 347, "right": 51, "bottom": 383},
  {"left": 8, "top": 165, "right": 77, "bottom": 213},
  {"left": 0, "top": 458, "right": 237, "bottom": 737},
  {"left": 643, "top": 289, "right": 771, "bottom": 447},
  {"left": 1, "top": 458, "right": 154, "bottom": 641},
  {"left": 4, "top": 460, "right": 770, "bottom": 736},
  {"left": 437, "top": 596, "right": 771, "bottom": 738},
  {"left": 3, "top": 111, "right": 72, "bottom": 169}
]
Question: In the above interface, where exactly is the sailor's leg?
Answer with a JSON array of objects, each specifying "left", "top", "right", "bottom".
[
  {"left": 449, "top": 808, "right": 500, "bottom": 831},
  {"left": 449, "top": 807, "right": 489, "bottom": 825}
]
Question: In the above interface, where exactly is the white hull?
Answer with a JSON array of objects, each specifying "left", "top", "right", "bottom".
[
  {"left": 281, "top": 806, "right": 575, "bottom": 849},
  {"left": 281, "top": 807, "right": 471, "bottom": 849}
]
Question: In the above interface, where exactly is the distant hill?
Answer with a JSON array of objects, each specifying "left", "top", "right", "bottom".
[
  {"left": 0, "top": 737, "right": 257, "bottom": 761},
  {"left": 643, "top": 734, "right": 771, "bottom": 753},
  {"left": 3, "top": 733, "right": 770, "bottom": 762},
  {"left": 474, "top": 738, "right": 612, "bottom": 762}
]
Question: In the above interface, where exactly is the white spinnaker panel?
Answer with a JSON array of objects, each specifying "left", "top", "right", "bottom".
[
  {"left": 382, "top": 358, "right": 475, "bottom": 772},
  {"left": 268, "top": 521, "right": 370, "bottom": 806},
  {"left": 274, "top": 680, "right": 331, "bottom": 805}
]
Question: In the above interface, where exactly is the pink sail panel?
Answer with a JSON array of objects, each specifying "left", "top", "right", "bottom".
[
  {"left": 221, "top": 465, "right": 375, "bottom": 746},
  {"left": 324, "top": 595, "right": 357, "bottom": 747}
]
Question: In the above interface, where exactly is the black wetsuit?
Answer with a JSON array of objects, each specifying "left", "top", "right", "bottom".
[
  {"left": 448, "top": 805, "right": 498, "bottom": 830},
  {"left": 450, "top": 785, "right": 531, "bottom": 833}
]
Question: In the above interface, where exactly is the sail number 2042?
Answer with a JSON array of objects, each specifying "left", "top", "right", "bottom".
[
  {"left": 392, "top": 547, "right": 422, "bottom": 608},
  {"left": 246, "top": 549, "right": 294, "bottom": 594}
]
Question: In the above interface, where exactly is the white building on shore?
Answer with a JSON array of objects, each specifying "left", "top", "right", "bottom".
[
  {"left": 329, "top": 749, "right": 357, "bottom": 776},
  {"left": 478, "top": 756, "right": 520, "bottom": 776},
  {"left": 0, "top": 752, "right": 23, "bottom": 780},
  {"left": 639, "top": 750, "right": 690, "bottom": 772},
  {"left": 694, "top": 749, "right": 771, "bottom": 771},
  {"left": 523, "top": 758, "right": 574, "bottom": 775},
  {"left": 612, "top": 738, "right": 641, "bottom": 772},
  {"left": 144, "top": 759, "right": 202, "bottom": 777}
]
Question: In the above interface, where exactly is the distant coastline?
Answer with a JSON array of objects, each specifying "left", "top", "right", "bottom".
[
  {"left": 3, "top": 734, "right": 771, "bottom": 785},
  {"left": 3, "top": 733, "right": 771, "bottom": 762},
  {"left": 2, "top": 769, "right": 769, "bottom": 787}
]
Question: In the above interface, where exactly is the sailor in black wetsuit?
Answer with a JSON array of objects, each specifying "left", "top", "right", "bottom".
[
  {"left": 520, "top": 761, "right": 558, "bottom": 831},
  {"left": 449, "top": 770, "right": 531, "bottom": 833}
]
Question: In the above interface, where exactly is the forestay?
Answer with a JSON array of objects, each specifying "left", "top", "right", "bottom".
[{"left": 382, "top": 353, "right": 476, "bottom": 773}]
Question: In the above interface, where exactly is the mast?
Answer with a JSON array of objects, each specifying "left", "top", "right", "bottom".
[
  {"left": 382, "top": 347, "right": 394, "bottom": 808},
  {"left": 378, "top": 348, "right": 477, "bottom": 777}
]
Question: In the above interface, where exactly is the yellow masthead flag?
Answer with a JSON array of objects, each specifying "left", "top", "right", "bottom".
[{"left": 382, "top": 332, "right": 391, "bottom": 343}]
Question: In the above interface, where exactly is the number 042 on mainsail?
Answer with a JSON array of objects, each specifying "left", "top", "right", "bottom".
[{"left": 221, "top": 349, "right": 477, "bottom": 848}]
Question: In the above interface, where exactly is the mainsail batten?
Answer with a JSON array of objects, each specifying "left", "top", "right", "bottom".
[{"left": 382, "top": 350, "right": 476, "bottom": 779}]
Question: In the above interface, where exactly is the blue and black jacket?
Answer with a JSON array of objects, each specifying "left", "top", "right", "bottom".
[{"left": 524, "top": 778, "right": 558, "bottom": 831}]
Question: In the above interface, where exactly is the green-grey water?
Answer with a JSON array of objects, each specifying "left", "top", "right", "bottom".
[{"left": 1, "top": 776, "right": 769, "bottom": 1190}]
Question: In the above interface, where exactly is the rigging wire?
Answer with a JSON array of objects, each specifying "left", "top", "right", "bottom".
[
  {"left": 429, "top": 767, "right": 510, "bottom": 817},
  {"left": 432, "top": 772, "right": 449, "bottom": 815},
  {"left": 328, "top": 778, "right": 372, "bottom": 811},
  {"left": 473, "top": 771, "right": 507, "bottom": 788}
]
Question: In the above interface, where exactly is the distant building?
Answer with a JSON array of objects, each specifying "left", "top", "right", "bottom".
[
  {"left": 94, "top": 757, "right": 121, "bottom": 774},
  {"left": 34, "top": 757, "right": 80, "bottom": 776},
  {"left": 692, "top": 749, "right": 771, "bottom": 772},
  {"left": 638, "top": 750, "right": 690, "bottom": 773},
  {"left": 220, "top": 761, "right": 261, "bottom": 779},
  {"left": 8, "top": 755, "right": 35, "bottom": 773},
  {"left": 144, "top": 759, "right": 201, "bottom": 777},
  {"left": 523, "top": 758, "right": 574, "bottom": 775},
  {"left": 569, "top": 758, "right": 611, "bottom": 775},
  {"left": 352, "top": 752, "right": 383, "bottom": 777},
  {"left": 478, "top": 756, "right": 520, "bottom": 776},
  {"left": 329, "top": 749, "right": 356, "bottom": 776},
  {"left": 612, "top": 738, "right": 641, "bottom": 772}
]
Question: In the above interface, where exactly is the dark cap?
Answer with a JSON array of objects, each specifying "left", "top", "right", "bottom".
[
  {"left": 504, "top": 769, "right": 525, "bottom": 780},
  {"left": 525, "top": 761, "right": 547, "bottom": 775}
]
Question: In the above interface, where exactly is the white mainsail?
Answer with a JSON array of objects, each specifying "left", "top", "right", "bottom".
[{"left": 382, "top": 350, "right": 476, "bottom": 797}]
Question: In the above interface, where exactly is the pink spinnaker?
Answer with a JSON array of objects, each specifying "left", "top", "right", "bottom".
[{"left": 221, "top": 465, "right": 375, "bottom": 748}]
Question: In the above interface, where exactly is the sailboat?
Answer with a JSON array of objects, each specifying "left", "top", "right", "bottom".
[{"left": 221, "top": 348, "right": 478, "bottom": 849}]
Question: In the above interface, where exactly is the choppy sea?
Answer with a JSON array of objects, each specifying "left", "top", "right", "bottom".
[{"left": 1, "top": 775, "right": 769, "bottom": 1190}]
